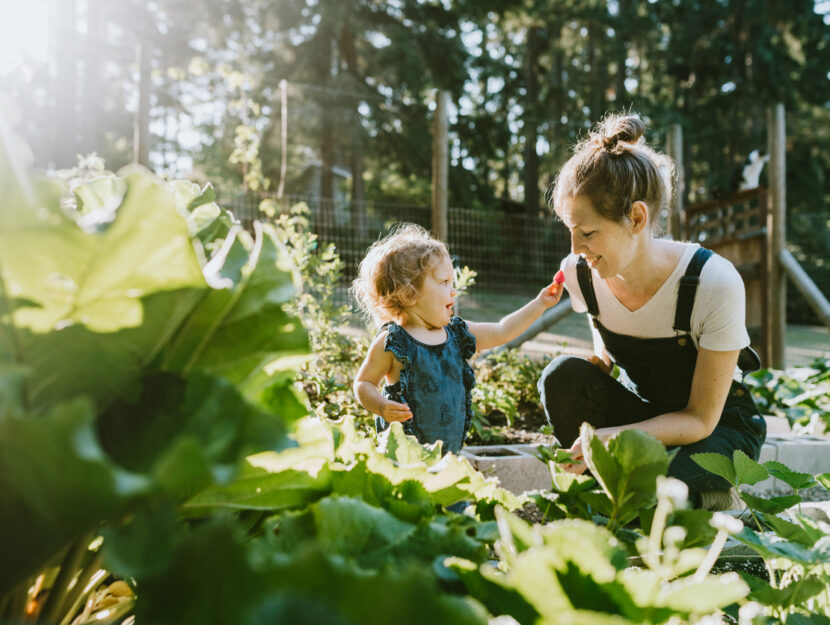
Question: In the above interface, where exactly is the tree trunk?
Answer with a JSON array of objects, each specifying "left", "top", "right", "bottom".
[
  {"left": 81, "top": 0, "right": 102, "bottom": 155},
  {"left": 615, "top": 0, "right": 628, "bottom": 107},
  {"left": 134, "top": 40, "right": 151, "bottom": 167},
  {"left": 587, "top": 20, "right": 604, "bottom": 120},
  {"left": 319, "top": 35, "right": 335, "bottom": 229},
  {"left": 340, "top": 21, "right": 367, "bottom": 241},
  {"left": 524, "top": 25, "right": 540, "bottom": 215},
  {"left": 54, "top": 0, "right": 78, "bottom": 167}
]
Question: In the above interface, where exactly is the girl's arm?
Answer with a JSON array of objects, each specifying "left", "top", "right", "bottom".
[
  {"left": 466, "top": 281, "right": 563, "bottom": 351},
  {"left": 353, "top": 332, "right": 413, "bottom": 423},
  {"left": 564, "top": 347, "right": 739, "bottom": 472}
]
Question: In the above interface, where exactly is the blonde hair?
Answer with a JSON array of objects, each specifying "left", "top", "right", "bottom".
[
  {"left": 548, "top": 113, "right": 674, "bottom": 230},
  {"left": 351, "top": 223, "right": 450, "bottom": 326}
]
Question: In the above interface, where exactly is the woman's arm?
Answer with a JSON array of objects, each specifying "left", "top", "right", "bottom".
[
  {"left": 353, "top": 332, "right": 413, "bottom": 422},
  {"left": 466, "top": 281, "right": 563, "bottom": 351},
  {"left": 565, "top": 347, "right": 739, "bottom": 471}
]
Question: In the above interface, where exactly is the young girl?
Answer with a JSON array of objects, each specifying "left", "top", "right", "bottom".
[
  {"left": 540, "top": 113, "right": 766, "bottom": 510},
  {"left": 352, "top": 223, "right": 562, "bottom": 454}
]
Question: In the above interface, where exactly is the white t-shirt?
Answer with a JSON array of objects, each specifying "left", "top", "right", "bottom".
[{"left": 560, "top": 242, "right": 751, "bottom": 356}]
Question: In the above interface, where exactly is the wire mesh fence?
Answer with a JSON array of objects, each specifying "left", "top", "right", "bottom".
[
  {"left": 226, "top": 194, "right": 828, "bottom": 326},
  {"left": 226, "top": 194, "right": 572, "bottom": 310}
]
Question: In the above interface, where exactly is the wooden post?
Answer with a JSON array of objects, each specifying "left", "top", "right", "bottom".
[
  {"left": 431, "top": 90, "right": 449, "bottom": 242},
  {"left": 767, "top": 103, "right": 787, "bottom": 368},
  {"left": 133, "top": 41, "right": 151, "bottom": 167},
  {"left": 666, "top": 123, "right": 684, "bottom": 240}
]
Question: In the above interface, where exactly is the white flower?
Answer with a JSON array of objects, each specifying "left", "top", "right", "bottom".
[
  {"left": 738, "top": 601, "right": 764, "bottom": 625},
  {"left": 657, "top": 476, "right": 689, "bottom": 507},
  {"left": 710, "top": 512, "right": 743, "bottom": 534}
]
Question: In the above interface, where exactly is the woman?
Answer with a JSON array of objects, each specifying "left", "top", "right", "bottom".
[{"left": 539, "top": 113, "right": 766, "bottom": 510}]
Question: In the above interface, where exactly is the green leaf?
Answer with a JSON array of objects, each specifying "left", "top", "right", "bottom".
[
  {"left": 740, "top": 492, "right": 802, "bottom": 515},
  {"left": 732, "top": 449, "right": 770, "bottom": 485},
  {"left": 0, "top": 399, "right": 144, "bottom": 594},
  {"left": 581, "top": 424, "right": 620, "bottom": 499},
  {"left": 816, "top": 473, "right": 830, "bottom": 492},
  {"left": 445, "top": 556, "right": 541, "bottom": 625},
  {"left": 160, "top": 223, "right": 308, "bottom": 401},
  {"left": 655, "top": 574, "right": 749, "bottom": 613},
  {"left": 734, "top": 526, "right": 820, "bottom": 564},
  {"left": 691, "top": 452, "right": 737, "bottom": 485},
  {"left": 763, "top": 460, "right": 817, "bottom": 491},
  {"left": 385, "top": 421, "right": 443, "bottom": 466},
  {"left": 742, "top": 571, "right": 826, "bottom": 608},
  {"left": 183, "top": 465, "right": 331, "bottom": 514},
  {"left": 761, "top": 512, "right": 818, "bottom": 546},
  {"left": 0, "top": 168, "right": 208, "bottom": 410},
  {"left": 549, "top": 462, "right": 597, "bottom": 495},
  {"left": 96, "top": 372, "right": 291, "bottom": 491},
  {"left": 667, "top": 509, "right": 718, "bottom": 549}
]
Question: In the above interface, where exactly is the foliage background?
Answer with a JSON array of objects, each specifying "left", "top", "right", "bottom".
[{"left": 3, "top": 1, "right": 828, "bottom": 322}]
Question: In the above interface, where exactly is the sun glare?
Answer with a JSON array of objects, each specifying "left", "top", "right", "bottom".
[{"left": 0, "top": 0, "right": 50, "bottom": 74}]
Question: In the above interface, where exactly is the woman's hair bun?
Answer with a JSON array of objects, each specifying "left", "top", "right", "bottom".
[{"left": 595, "top": 114, "right": 646, "bottom": 154}]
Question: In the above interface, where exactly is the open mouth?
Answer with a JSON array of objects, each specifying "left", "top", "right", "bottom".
[{"left": 585, "top": 256, "right": 600, "bottom": 268}]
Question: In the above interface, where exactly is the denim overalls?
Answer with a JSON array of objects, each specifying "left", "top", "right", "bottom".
[
  {"left": 538, "top": 248, "right": 767, "bottom": 499},
  {"left": 378, "top": 317, "right": 477, "bottom": 455}
]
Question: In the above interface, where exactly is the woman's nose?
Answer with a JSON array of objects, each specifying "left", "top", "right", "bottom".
[{"left": 570, "top": 231, "right": 583, "bottom": 255}]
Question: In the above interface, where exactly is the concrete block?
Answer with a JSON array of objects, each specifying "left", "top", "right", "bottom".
[
  {"left": 767, "top": 433, "right": 830, "bottom": 475},
  {"left": 462, "top": 444, "right": 550, "bottom": 494},
  {"left": 764, "top": 415, "right": 791, "bottom": 435}
]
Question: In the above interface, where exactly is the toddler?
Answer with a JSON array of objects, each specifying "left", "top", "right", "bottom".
[{"left": 351, "top": 223, "right": 563, "bottom": 454}]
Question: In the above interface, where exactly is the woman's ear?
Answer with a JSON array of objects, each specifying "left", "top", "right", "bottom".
[{"left": 629, "top": 201, "right": 649, "bottom": 234}]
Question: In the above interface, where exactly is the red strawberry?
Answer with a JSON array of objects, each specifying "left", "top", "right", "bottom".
[{"left": 554, "top": 270, "right": 565, "bottom": 284}]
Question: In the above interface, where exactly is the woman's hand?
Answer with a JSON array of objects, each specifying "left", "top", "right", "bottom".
[
  {"left": 562, "top": 438, "right": 588, "bottom": 474},
  {"left": 562, "top": 427, "right": 618, "bottom": 474},
  {"left": 588, "top": 354, "right": 614, "bottom": 376},
  {"left": 381, "top": 399, "right": 413, "bottom": 422}
]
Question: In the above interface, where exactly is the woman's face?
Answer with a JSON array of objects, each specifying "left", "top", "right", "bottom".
[{"left": 558, "top": 195, "right": 637, "bottom": 279}]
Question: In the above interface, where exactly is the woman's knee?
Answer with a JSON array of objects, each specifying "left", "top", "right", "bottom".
[{"left": 539, "top": 355, "right": 598, "bottom": 397}]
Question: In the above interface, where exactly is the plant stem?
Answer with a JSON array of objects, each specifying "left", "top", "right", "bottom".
[
  {"left": 55, "top": 552, "right": 105, "bottom": 625},
  {"left": 36, "top": 533, "right": 92, "bottom": 625},
  {"left": 693, "top": 529, "right": 728, "bottom": 582}
]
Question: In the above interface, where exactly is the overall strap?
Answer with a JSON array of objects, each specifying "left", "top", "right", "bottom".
[
  {"left": 673, "top": 247, "right": 713, "bottom": 332},
  {"left": 576, "top": 256, "right": 600, "bottom": 317}
]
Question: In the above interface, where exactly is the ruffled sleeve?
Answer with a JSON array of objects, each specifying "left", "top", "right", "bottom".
[
  {"left": 381, "top": 321, "right": 410, "bottom": 367},
  {"left": 448, "top": 316, "right": 476, "bottom": 359}
]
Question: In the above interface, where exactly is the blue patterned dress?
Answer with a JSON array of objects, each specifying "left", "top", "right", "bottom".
[{"left": 377, "top": 317, "right": 477, "bottom": 454}]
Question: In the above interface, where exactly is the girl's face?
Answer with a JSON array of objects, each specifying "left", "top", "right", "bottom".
[
  {"left": 559, "top": 195, "right": 640, "bottom": 279},
  {"left": 406, "top": 253, "right": 457, "bottom": 330}
]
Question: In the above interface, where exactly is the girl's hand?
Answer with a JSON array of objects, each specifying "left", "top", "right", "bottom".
[
  {"left": 381, "top": 399, "right": 413, "bottom": 422},
  {"left": 536, "top": 279, "right": 564, "bottom": 309}
]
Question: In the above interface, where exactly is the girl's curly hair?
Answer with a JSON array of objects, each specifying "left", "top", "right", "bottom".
[{"left": 351, "top": 223, "right": 449, "bottom": 326}]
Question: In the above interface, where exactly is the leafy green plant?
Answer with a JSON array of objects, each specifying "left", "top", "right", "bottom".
[
  {"left": 692, "top": 451, "right": 830, "bottom": 621},
  {"left": 469, "top": 349, "right": 549, "bottom": 439},
  {"left": 745, "top": 359, "right": 830, "bottom": 433},
  {"left": 0, "top": 160, "right": 307, "bottom": 623},
  {"left": 270, "top": 203, "right": 369, "bottom": 425},
  {"left": 532, "top": 424, "right": 675, "bottom": 536},
  {"left": 447, "top": 506, "right": 749, "bottom": 625}
]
